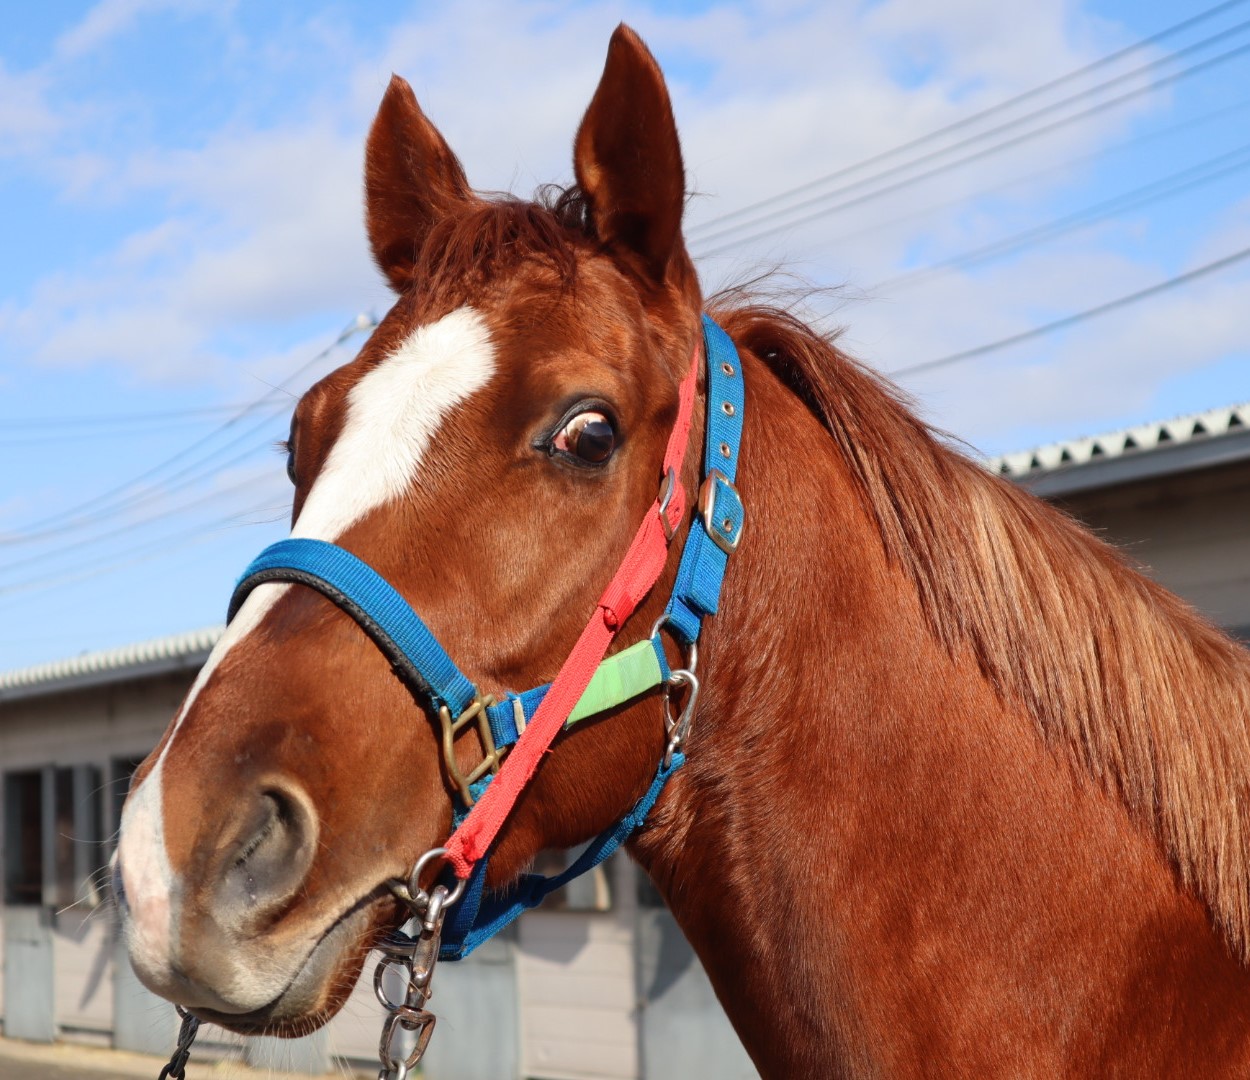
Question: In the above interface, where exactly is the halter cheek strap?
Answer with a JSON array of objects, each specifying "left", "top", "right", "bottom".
[{"left": 228, "top": 314, "right": 745, "bottom": 959}]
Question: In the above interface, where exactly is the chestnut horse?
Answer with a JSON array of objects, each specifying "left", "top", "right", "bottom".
[{"left": 115, "top": 25, "right": 1250, "bottom": 1078}]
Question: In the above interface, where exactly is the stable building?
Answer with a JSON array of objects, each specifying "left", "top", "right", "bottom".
[
  {"left": 3, "top": 399, "right": 1250, "bottom": 1077},
  {"left": 986, "top": 401, "right": 1250, "bottom": 637}
]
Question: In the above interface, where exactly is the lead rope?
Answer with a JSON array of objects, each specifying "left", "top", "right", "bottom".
[{"left": 157, "top": 1007, "right": 200, "bottom": 1080}]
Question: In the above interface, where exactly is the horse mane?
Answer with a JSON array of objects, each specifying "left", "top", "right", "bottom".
[{"left": 711, "top": 300, "right": 1250, "bottom": 962}]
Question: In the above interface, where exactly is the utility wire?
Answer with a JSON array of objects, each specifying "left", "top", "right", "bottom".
[
  {"left": 0, "top": 400, "right": 289, "bottom": 545},
  {"left": 0, "top": 496, "right": 283, "bottom": 599},
  {"left": 811, "top": 93, "right": 1250, "bottom": 258},
  {"left": 0, "top": 403, "right": 246, "bottom": 430},
  {"left": 0, "top": 415, "right": 242, "bottom": 446},
  {"left": 695, "top": 37, "right": 1250, "bottom": 259},
  {"left": 891, "top": 243, "right": 1250, "bottom": 379},
  {"left": 688, "top": 0, "right": 1250, "bottom": 239},
  {"left": 0, "top": 469, "right": 280, "bottom": 578},
  {"left": 874, "top": 142, "right": 1250, "bottom": 291},
  {"left": 2, "top": 314, "right": 373, "bottom": 541}
]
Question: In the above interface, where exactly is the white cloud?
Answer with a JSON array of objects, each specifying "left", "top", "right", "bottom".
[
  {"left": 54, "top": 0, "right": 232, "bottom": 60},
  {"left": 0, "top": 60, "right": 59, "bottom": 156},
  {"left": 883, "top": 241, "right": 1250, "bottom": 448}
]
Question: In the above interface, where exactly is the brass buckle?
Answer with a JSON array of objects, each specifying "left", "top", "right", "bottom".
[
  {"left": 697, "top": 469, "right": 742, "bottom": 555},
  {"left": 437, "top": 694, "right": 503, "bottom": 806}
]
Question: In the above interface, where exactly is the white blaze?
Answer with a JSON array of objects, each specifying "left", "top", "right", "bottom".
[{"left": 118, "top": 306, "right": 497, "bottom": 987}]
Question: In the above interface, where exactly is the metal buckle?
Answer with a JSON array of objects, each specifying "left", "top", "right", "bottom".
[
  {"left": 657, "top": 467, "right": 679, "bottom": 541},
  {"left": 697, "top": 469, "right": 742, "bottom": 555},
  {"left": 437, "top": 694, "right": 502, "bottom": 806}
]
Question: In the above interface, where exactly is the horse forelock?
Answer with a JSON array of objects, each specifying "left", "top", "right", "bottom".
[
  {"left": 713, "top": 300, "right": 1250, "bottom": 963},
  {"left": 401, "top": 186, "right": 591, "bottom": 309}
]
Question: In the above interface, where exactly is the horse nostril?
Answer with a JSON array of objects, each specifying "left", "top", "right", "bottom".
[{"left": 216, "top": 783, "right": 318, "bottom": 929}]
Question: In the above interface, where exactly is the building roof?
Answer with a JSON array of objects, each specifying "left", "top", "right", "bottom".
[
  {"left": 0, "top": 626, "right": 223, "bottom": 703},
  {"left": 985, "top": 402, "right": 1250, "bottom": 498}
]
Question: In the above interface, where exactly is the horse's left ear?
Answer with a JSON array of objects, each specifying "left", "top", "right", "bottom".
[{"left": 574, "top": 25, "right": 687, "bottom": 285}]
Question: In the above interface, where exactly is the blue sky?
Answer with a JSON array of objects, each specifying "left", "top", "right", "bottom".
[{"left": 2, "top": 0, "right": 1249, "bottom": 670}]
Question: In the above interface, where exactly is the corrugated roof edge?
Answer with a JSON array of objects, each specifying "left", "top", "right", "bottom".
[
  {"left": 985, "top": 402, "right": 1250, "bottom": 481},
  {"left": 0, "top": 626, "right": 223, "bottom": 703}
]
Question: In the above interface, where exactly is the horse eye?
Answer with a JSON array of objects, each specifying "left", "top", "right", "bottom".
[
  {"left": 285, "top": 444, "right": 298, "bottom": 486},
  {"left": 553, "top": 411, "right": 616, "bottom": 464}
]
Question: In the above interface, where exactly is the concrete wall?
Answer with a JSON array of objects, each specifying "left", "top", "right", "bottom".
[
  {"left": 517, "top": 856, "right": 638, "bottom": 1079},
  {"left": 1056, "top": 458, "right": 1250, "bottom": 633},
  {"left": 635, "top": 909, "right": 756, "bottom": 1080}
]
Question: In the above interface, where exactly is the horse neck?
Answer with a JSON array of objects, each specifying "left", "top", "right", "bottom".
[{"left": 631, "top": 347, "right": 1250, "bottom": 1078}]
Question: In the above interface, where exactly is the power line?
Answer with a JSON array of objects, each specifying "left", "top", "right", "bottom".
[
  {"left": 0, "top": 496, "right": 283, "bottom": 599},
  {"left": 810, "top": 93, "right": 1250, "bottom": 258},
  {"left": 1, "top": 314, "right": 373, "bottom": 542},
  {"left": 687, "top": 0, "right": 1250, "bottom": 239},
  {"left": 0, "top": 402, "right": 247, "bottom": 430},
  {"left": 0, "top": 469, "right": 281, "bottom": 578},
  {"left": 873, "top": 142, "right": 1250, "bottom": 291},
  {"left": 891, "top": 244, "right": 1250, "bottom": 379},
  {"left": 0, "top": 401, "right": 289, "bottom": 545},
  {"left": 694, "top": 37, "right": 1250, "bottom": 259},
  {"left": 0, "top": 415, "right": 240, "bottom": 446}
]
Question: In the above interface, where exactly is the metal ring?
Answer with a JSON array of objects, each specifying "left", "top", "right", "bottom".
[
  {"left": 405, "top": 847, "right": 466, "bottom": 910},
  {"left": 374, "top": 956, "right": 415, "bottom": 1010},
  {"left": 650, "top": 616, "right": 698, "bottom": 677}
]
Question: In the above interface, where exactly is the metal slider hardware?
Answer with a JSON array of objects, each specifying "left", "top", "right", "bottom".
[
  {"left": 437, "top": 694, "right": 504, "bottom": 807},
  {"left": 657, "top": 467, "right": 679, "bottom": 541},
  {"left": 697, "top": 469, "right": 743, "bottom": 556}
]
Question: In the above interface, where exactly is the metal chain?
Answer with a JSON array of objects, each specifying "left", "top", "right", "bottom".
[
  {"left": 375, "top": 847, "right": 464, "bottom": 1080},
  {"left": 157, "top": 1006, "right": 200, "bottom": 1080},
  {"left": 374, "top": 886, "right": 451, "bottom": 1080}
]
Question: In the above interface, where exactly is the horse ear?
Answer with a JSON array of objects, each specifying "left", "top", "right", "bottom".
[
  {"left": 365, "top": 75, "right": 472, "bottom": 292},
  {"left": 574, "top": 25, "right": 687, "bottom": 285}
]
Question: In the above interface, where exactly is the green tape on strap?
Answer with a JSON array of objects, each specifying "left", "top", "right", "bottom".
[{"left": 567, "top": 638, "right": 665, "bottom": 727}]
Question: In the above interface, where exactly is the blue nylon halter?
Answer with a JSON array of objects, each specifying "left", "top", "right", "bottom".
[{"left": 229, "top": 314, "right": 744, "bottom": 959}]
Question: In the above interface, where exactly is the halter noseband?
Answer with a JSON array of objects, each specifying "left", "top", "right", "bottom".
[{"left": 225, "top": 315, "right": 743, "bottom": 1067}]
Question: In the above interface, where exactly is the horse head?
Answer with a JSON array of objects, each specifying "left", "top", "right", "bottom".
[{"left": 113, "top": 25, "right": 707, "bottom": 1035}]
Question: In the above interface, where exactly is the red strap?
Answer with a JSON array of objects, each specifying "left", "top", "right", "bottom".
[{"left": 445, "top": 343, "right": 700, "bottom": 877}]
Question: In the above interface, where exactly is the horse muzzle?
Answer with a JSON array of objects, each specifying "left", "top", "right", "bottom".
[{"left": 114, "top": 766, "right": 372, "bottom": 1026}]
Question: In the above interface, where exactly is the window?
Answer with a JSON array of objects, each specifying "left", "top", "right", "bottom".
[
  {"left": 59, "top": 765, "right": 103, "bottom": 910},
  {"left": 110, "top": 758, "right": 146, "bottom": 855},
  {"left": 4, "top": 769, "right": 43, "bottom": 906},
  {"left": 637, "top": 871, "right": 666, "bottom": 909},
  {"left": 3, "top": 765, "right": 104, "bottom": 909}
]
